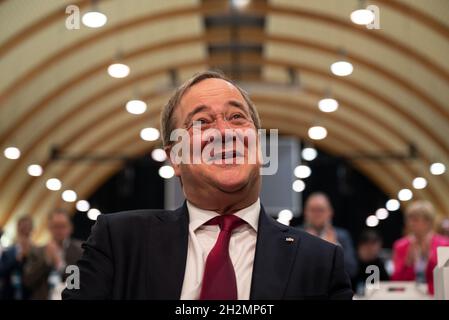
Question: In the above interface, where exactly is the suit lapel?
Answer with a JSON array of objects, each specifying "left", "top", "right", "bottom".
[
  {"left": 250, "top": 206, "right": 300, "bottom": 299},
  {"left": 146, "top": 203, "right": 189, "bottom": 299}
]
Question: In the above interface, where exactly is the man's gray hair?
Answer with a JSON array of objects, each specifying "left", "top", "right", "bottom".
[{"left": 160, "top": 70, "right": 261, "bottom": 146}]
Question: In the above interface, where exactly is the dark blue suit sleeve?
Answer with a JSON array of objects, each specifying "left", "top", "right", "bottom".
[{"left": 329, "top": 245, "right": 354, "bottom": 300}]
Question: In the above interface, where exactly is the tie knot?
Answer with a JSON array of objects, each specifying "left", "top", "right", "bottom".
[{"left": 205, "top": 214, "right": 245, "bottom": 232}]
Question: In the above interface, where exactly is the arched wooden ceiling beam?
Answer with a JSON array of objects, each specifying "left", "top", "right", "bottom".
[
  {"left": 2, "top": 46, "right": 447, "bottom": 177},
  {"left": 1, "top": 33, "right": 448, "bottom": 170},
  {"left": 0, "top": 53, "right": 446, "bottom": 208},
  {"left": 374, "top": 0, "right": 449, "bottom": 41},
  {"left": 3, "top": 32, "right": 447, "bottom": 146},
  {"left": 0, "top": 5, "right": 202, "bottom": 105},
  {"left": 2, "top": 55, "right": 449, "bottom": 217},
  {"left": 0, "top": 0, "right": 97, "bottom": 58},
  {"left": 257, "top": 2, "right": 449, "bottom": 84},
  {"left": 2, "top": 1, "right": 448, "bottom": 106},
  {"left": 262, "top": 34, "right": 449, "bottom": 122}
]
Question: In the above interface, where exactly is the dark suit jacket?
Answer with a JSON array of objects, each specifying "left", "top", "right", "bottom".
[{"left": 62, "top": 204, "right": 353, "bottom": 300}]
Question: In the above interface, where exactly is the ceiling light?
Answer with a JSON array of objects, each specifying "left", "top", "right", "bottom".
[
  {"left": 107, "top": 63, "right": 130, "bottom": 78},
  {"left": 331, "top": 61, "right": 353, "bottom": 77},
  {"left": 87, "top": 208, "right": 101, "bottom": 221},
  {"left": 302, "top": 147, "right": 317, "bottom": 161},
  {"left": 277, "top": 209, "right": 293, "bottom": 226},
  {"left": 294, "top": 165, "right": 311, "bottom": 179},
  {"left": 412, "top": 177, "right": 427, "bottom": 189},
  {"left": 46, "top": 178, "right": 62, "bottom": 191},
  {"left": 151, "top": 148, "right": 167, "bottom": 162},
  {"left": 3, "top": 146, "right": 21, "bottom": 160},
  {"left": 375, "top": 208, "right": 389, "bottom": 220},
  {"left": 76, "top": 200, "right": 90, "bottom": 212},
  {"left": 232, "top": 0, "right": 250, "bottom": 8},
  {"left": 366, "top": 215, "right": 379, "bottom": 227},
  {"left": 308, "top": 126, "right": 327, "bottom": 140},
  {"left": 398, "top": 188, "right": 413, "bottom": 201},
  {"left": 62, "top": 190, "right": 77, "bottom": 203},
  {"left": 82, "top": 11, "right": 107, "bottom": 28},
  {"left": 126, "top": 100, "right": 147, "bottom": 115},
  {"left": 27, "top": 164, "right": 43, "bottom": 177},
  {"left": 159, "top": 165, "right": 175, "bottom": 179},
  {"left": 350, "top": 9, "right": 375, "bottom": 25},
  {"left": 386, "top": 199, "right": 400, "bottom": 211},
  {"left": 430, "top": 162, "right": 446, "bottom": 175},
  {"left": 292, "top": 179, "right": 306, "bottom": 192},
  {"left": 278, "top": 209, "right": 293, "bottom": 220},
  {"left": 140, "top": 128, "right": 160, "bottom": 141},
  {"left": 318, "top": 98, "right": 339, "bottom": 113}
]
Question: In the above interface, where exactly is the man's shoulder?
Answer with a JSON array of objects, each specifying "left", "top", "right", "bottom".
[
  {"left": 98, "top": 208, "right": 183, "bottom": 228},
  {"left": 286, "top": 224, "right": 338, "bottom": 254}
]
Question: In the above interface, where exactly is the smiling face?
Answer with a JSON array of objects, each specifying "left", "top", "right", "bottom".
[{"left": 168, "top": 78, "right": 261, "bottom": 212}]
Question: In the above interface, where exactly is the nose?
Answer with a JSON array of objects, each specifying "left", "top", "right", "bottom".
[{"left": 214, "top": 117, "right": 232, "bottom": 134}]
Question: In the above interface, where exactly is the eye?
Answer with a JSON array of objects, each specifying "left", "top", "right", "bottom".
[
  {"left": 230, "top": 113, "right": 244, "bottom": 120},
  {"left": 197, "top": 118, "right": 211, "bottom": 124},
  {"left": 193, "top": 118, "right": 211, "bottom": 125}
]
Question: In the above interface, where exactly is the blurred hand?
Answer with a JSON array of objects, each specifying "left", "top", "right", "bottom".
[
  {"left": 405, "top": 238, "right": 417, "bottom": 267},
  {"left": 16, "top": 237, "right": 31, "bottom": 261},
  {"left": 45, "top": 241, "right": 63, "bottom": 268}
]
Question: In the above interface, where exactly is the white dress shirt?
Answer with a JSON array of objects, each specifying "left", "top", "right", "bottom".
[{"left": 180, "top": 198, "right": 260, "bottom": 300}]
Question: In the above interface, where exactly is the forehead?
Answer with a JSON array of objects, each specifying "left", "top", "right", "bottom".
[
  {"left": 50, "top": 214, "right": 70, "bottom": 224},
  {"left": 178, "top": 78, "right": 248, "bottom": 114},
  {"left": 307, "top": 196, "right": 330, "bottom": 208}
]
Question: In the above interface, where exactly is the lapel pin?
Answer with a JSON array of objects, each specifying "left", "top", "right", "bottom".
[{"left": 285, "top": 237, "right": 295, "bottom": 242}]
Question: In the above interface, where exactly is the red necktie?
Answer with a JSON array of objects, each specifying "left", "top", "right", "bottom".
[{"left": 199, "top": 214, "right": 246, "bottom": 300}]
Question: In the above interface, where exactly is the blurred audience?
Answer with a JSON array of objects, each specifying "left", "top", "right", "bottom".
[
  {"left": 23, "top": 209, "right": 83, "bottom": 299},
  {"left": 0, "top": 216, "right": 36, "bottom": 300},
  {"left": 352, "top": 230, "right": 389, "bottom": 294},
  {"left": 392, "top": 200, "right": 449, "bottom": 295},
  {"left": 303, "top": 192, "right": 358, "bottom": 278}
]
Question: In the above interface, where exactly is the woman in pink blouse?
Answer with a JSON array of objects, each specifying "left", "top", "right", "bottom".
[{"left": 392, "top": 200, "right": 449, "bottom": 294}]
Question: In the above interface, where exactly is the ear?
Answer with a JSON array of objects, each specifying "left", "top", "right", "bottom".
[{"left": 165, "top": 145, "right": 181, "bottom": 177}]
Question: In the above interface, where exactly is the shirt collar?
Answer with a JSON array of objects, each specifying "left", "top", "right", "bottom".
[{"left": 186, "top": 198, "right": 260, "bottom": 232}]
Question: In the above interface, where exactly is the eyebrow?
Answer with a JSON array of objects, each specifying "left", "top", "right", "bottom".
[
  {"left": 183, "top": 105, "right": 211, "bottom": 127},
  {"left": 227, "top": 100, "right": 250, "bottom": 116}
]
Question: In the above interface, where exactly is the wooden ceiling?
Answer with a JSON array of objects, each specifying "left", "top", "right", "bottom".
[{"left": 0, "top": 0, "right": 448, "bottom": 242}]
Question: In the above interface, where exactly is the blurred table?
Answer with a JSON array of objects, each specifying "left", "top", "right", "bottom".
[{"left": 354, "top": 281, "right": 433, "bottom": 300}]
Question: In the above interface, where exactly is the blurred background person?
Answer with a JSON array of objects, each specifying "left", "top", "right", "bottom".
[
  {"left": 392, "top": 200, "right": 449, "bottom": 295},
  {"left": 352, "top": 229, "right": 389, "bottom": 295},
  {"left": 23, "top": 209, "right": 82, "bottom": 299},
  {"left": 303, "top": 192, "right": 358, "bottom": 278},
  {"left": 0, "top": 216, "right": 36, "bottom": 300}
]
